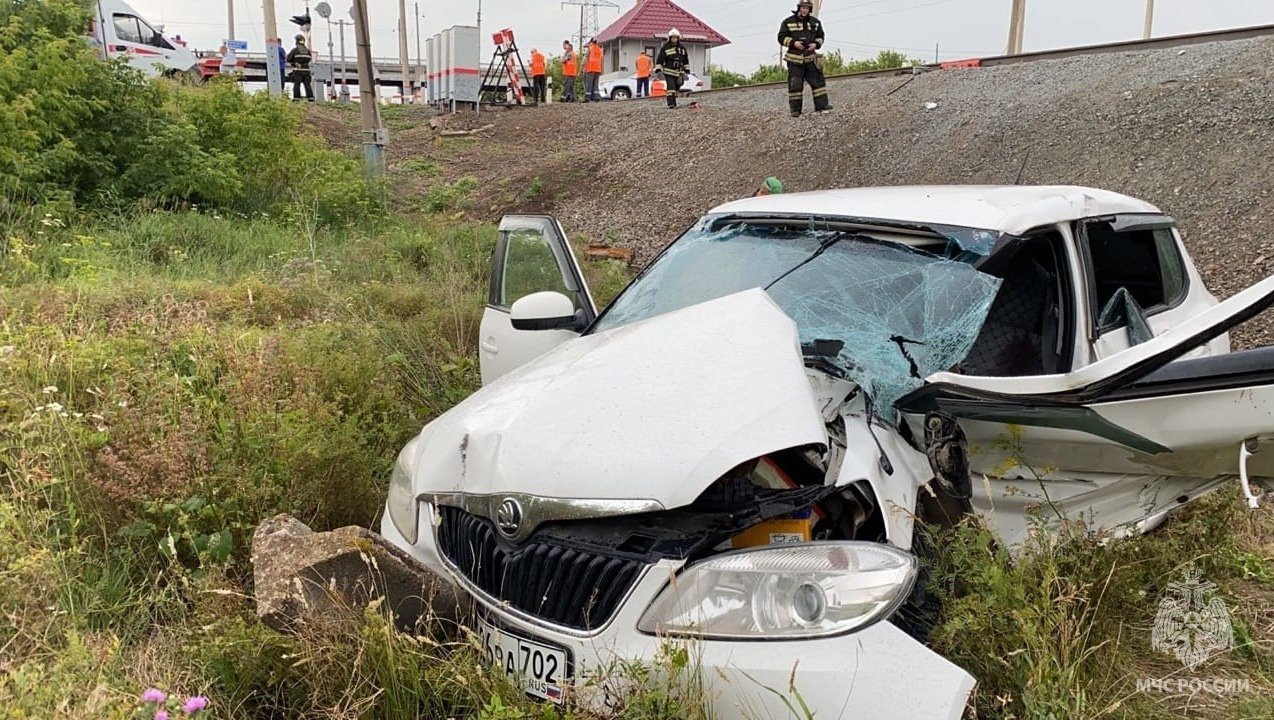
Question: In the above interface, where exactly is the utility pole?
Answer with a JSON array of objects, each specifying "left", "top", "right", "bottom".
[
  {"left": 561, "top": 0, "right": 619, "bottom": 46},
  {"left": 1143, "top": 0, "right": 1155, "bottom": 39},
  {"left": 264, "top": 0, "right": 282, "bottom": 95},
  {"left": 398, "top": 0, "right": 412, "bottom": 103},
  {"left": 227, "top": 0, "right": 235, "bottom": 42},
  {"left": 352, "top": 0, "right": 385, "bottom": 176},
  {"left": 1006, "top": 0, "right": 1026, "bottom": 55},
  {"left": 338, "top": 19, "right": 350, "bottom": 101},
  {"left": 415, "top": 2, "right": 423, "bottom": 103}
]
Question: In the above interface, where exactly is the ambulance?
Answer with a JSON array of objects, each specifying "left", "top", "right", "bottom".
[{"left": 89, "top": 0, "right": 199, "bottom": 78}]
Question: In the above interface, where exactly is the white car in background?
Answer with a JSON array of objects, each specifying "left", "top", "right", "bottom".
[
  {"left": 382, "top": 186, "right": 1274, "bottom": 718},
  {"left": 600, "top": 70, "right": 705, "bottom": 99}
]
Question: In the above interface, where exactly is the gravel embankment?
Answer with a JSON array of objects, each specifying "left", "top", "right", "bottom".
[{"left": 339, "top": 34, "right": 1274, "bottom": 347}]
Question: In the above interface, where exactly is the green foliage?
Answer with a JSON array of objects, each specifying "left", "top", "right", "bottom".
[
  {"left": 424, "top": 176, "right": 479, "bottom": 213},
  {"left": 0, "top": 0, "right": 375, "bottom": 222},
  {"left": 708, "top": 65, "right": 748, "bottom": 89},
  {"left": 731, "top": 49, "right": 923, "bottom": 87}
]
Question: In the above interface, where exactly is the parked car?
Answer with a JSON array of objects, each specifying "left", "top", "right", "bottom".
[
  {"left": 381, "top": 186, "right": 1274, "bottom": 718},
  {"left": 600, "top": 70, "right": 705, "bottom": 99}
]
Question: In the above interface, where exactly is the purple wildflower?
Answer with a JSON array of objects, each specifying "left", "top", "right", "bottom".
[
  {"left": 141, "top": 688, "right": 167, "bottom": 704},
  {"left": 155, "top": 711, "right": 169, "bottom": 720},
  {"left": 182, "top": 696, "right": 209, "bottom": 714}
]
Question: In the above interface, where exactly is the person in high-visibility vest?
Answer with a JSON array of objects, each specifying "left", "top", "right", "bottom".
[
  {"left": 560, "top": 40, "right": 578, "bottom": 102},
  {"left": 634, "top": 50, "right": 652, "bottom": 98},
  {"left": 286, "top": 34, "right": 314, "bottom": 102},
  {"left": 583, "top": 38, "right": 603, "bottom": 102},
  {"left": 778, "top": 1, "right": 832, "bottom": 117},
  {"left": 529, "top": 48, "right": 547, "bottom": 104},
  {"left": 655, "top": 28, "right": 690, "bottom": 109}
]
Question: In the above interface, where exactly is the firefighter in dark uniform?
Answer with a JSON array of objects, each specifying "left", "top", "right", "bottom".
[
  {"left": 286, "top": 34, "right": 314, "bottom": 102},
  {"left": 655, "top": 28, "right": 691, "bottom": 109},
  {"left": 778, "top": 1, "right": 831, "bottom": 116}
]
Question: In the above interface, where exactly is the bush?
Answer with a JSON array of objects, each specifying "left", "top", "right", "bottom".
[{"left": 0, "top": 0, "right": 376, "bottom": 222}]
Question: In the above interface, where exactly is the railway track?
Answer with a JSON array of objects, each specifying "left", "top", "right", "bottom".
[{"left": 692, "top": 22, "right": 1274, "bottom": 96}]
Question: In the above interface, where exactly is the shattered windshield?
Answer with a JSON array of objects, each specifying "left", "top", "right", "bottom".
[{"left": 592, "top": 217, "right": 1003, "bottom": 412}]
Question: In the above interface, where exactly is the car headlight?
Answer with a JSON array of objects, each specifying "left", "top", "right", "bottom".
[
  {"left": 386, "top": 452, "right": 418, "bottom": 544},
  {"left": 637, "top": 542, "right": 916, "bottom": 639}
]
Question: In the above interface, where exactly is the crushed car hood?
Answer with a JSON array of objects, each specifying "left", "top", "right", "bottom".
[{"left": 409, "top": 289, "right": 827, "bottom": 510}]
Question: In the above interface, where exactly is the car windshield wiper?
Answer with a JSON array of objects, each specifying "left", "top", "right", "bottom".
[
  {"left": 801, "top": 339, "right": 850, "bottom": 379},
  {"left": 763, "top": 232, "right": 851, "bottom": 291}
]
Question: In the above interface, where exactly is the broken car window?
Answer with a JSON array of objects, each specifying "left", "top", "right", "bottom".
[
  {"left": 1086, "top": 220, "right": 1187, "bottom": 322},
  {"left": 593, "top": 217, "right": 1002, "bottom": 411}
]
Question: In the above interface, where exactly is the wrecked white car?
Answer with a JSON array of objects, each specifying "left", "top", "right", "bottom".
[{"left": 381, "top": 186, "right": 1274, "bottom": 718}]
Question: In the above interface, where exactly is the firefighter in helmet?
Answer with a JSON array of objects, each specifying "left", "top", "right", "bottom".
[
  {"left": 655, "top": 28, "right": 691, "bottom": 109},
  {"left": 286, "top": 34, "right": 314, "bottom": 102},
  {"left": 778, "top": 1, "right": 831, "bottom": 116}
]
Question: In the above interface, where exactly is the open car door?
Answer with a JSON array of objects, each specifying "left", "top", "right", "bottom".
[
  {"left": 899, "top": 274, "right": 1274, "bottom": 543},
  {"left": 479, "top": 216, "right": 596, "bottom": 385}
]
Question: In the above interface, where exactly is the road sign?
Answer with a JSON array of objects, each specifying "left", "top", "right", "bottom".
[{"left": 225, "top": 39, "right": 248, "bottom": 50}]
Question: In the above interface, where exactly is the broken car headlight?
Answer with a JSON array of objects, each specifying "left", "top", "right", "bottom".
[
  {"left": 386, "top": 452, "right": 418, "bottom": 545},
  {"left": 637, "top": 542, "right": 916, "bottom": 640}
]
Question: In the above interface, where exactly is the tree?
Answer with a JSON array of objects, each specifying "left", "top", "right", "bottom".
[{"left": 708, "top": 65, "right": 747, "bottom": 89}]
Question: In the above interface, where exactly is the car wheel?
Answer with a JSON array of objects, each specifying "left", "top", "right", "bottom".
[{"left": 611, "top": 87, "right": 631, "bottom": 100}]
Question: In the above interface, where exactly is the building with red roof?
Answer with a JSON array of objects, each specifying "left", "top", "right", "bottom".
[{"left": 594, "top": 0, "right": 730, "bottom": 88}]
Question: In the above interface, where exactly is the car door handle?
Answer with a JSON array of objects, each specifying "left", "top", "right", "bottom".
[
  {"left": 481, "top": 339, "right": 498, "bottom": 355},
  {"left": 114, "top": 45, "right": 126, "bottom": 51}
]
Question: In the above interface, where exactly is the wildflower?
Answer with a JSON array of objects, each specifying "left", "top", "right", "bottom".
[
  {"left": 0, "top": 346, "right": 14, "bottom": 356},
  {"left": 42, "top": 385, "right": 57, "bottom": 394},
  {"left": 46, "top": 402, "right": 64, "bottom": 413},
  {"left": 182, "top": 696, "right": 209, "bottom": 714},
  {"left": 155, "top": 711, "right": 169, "bottom": 720},
  {"left": 141, "top": 688, "right": 167, "bottom": 703}
]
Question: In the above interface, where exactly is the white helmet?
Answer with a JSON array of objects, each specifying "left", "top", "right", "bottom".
[{"left": 668, "top": 28, "right": 681, "bottom": 38}]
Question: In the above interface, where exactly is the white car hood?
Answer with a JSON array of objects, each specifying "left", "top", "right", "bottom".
[{"left": 410, "top": 289, "right": 827, "bottom": 510}]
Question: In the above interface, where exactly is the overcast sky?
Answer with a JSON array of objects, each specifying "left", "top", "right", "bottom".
[{"left": 133, "top": 0, "right": 1274, "bottom": 72}]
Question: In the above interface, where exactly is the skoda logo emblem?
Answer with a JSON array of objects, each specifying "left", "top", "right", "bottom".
[{"left": 496, "top": 498, "right": 523, "bottom": 538}]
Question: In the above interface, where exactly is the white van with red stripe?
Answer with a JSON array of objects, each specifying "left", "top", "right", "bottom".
[{"left": 89, "top": 0, "right": 198, "bottom": 78}]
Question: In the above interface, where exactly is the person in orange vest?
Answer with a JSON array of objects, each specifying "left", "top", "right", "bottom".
[
  {"left": 560, "top": 40, "right": 578, "bottom": 102},
  {"left": 634, "top": 49, "right": 652, "bottom": 98},
  {"left": 529, "top": 47, "right": 547, "bottom": 104},
  {"left": 583, "top": 37, "right": 603, "bottom": 102}
]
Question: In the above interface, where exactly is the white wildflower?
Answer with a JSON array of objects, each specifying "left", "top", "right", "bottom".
[{"left": 42, "top": 385, "right": 57, "bottom": 394}]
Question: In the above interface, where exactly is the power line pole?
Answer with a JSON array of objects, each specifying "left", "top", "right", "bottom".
[
  {"left": 263, "top": 0, "right": 282, "bottom": 95},
  {"left": 415, "top": 2, "right": 423, "bottom": 103},
  {"left": 352, "top": 0, "right": 385, "bottom": 176},
  {"left": 398, "top": 0, "right": 412, "bottom": 103},
  {"left": 560, "top": 0, "right": 618, "bottom": 45},
  {"left": 1143, "top": 0, "right": 1155, "bottom": 39},
  {"left": 338, "top": 19, "right": 350, "bottom": 101},
  {"left": 1006, "top": 0, "right": 1026, "bottom": 55},
  {"left": 227, "top": 0, "right": 235, "bottom": 42}
]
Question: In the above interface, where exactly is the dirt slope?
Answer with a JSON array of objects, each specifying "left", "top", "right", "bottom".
[{"left": 309, "top": 34, "right": 1274, "bottom": 346}]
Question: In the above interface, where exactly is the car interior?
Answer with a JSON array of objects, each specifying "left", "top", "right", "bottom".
[{"left": 959, "top": 231, "right": 1071, "bottom": 377}]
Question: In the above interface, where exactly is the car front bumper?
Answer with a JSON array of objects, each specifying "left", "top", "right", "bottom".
[{"left": 380, "top": 508, "right": 975, "bottom": 720}]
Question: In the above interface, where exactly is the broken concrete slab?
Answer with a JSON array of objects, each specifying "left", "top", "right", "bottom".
[{"left": 251, "top": 514, "right": 462, "bottom": 632}]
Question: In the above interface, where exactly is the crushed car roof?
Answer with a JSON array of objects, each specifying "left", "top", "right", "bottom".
[{"left": 709, "top": 185, "right": 1162, "bottom": 236}]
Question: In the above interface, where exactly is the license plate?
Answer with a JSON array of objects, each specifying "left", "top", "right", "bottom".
[{"left": 475, "top": 614, "right": 572, "bottom": 704}]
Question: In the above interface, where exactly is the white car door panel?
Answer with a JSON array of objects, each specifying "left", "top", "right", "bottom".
[
  {"left": 901, "top": 272, "right": 1274, "bottom": 481},
  {"left": 479, "top": 215, "right": 596, "bottom": 385}
]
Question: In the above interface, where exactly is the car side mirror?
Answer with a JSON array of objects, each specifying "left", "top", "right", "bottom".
[{"left": 510, "top": 291, "right": 585, "bottom": 332}]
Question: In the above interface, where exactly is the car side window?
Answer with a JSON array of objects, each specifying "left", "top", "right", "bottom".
[
  {"left": 1084, "top": 219, "right": 1187, "bottom": 329},
  {"left": 497, "top": 229, "right": 573, "bottom": 309},
  {"left": 136, "top": 17, "right": 174, "bottom": 49},
  {"left": 113, "top": 14, "right": 143, "bottom": 44}
]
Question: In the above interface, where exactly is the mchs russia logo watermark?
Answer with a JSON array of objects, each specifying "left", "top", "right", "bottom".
[{"left": 1137, "top": 566, "right": 1251, "bottom": 695}]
